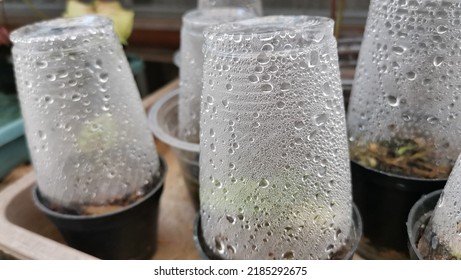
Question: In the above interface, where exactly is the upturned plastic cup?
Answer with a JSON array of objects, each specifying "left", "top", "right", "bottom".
[
  {"left": 199, "top": 16, "right": 358, "bottom": 260},
  {"left": 148, "top": 89, "right": 200, "bottom": 210},
  {"left": 198, "top": 0, "right": 263, "bottom": 16},
  {"left": 407, "top": 189, "right": 441, "bottom": 260},
  {"left": 10, "top": 15, "right": 161, "bottom": 210},
  {"left": 178, "top": 8, "right": 255, "bottom": 143},
  {"left": 10, "top": 15, "right": 163, "bottom": 258},
  {"left": 347, "top": 0, "right": 461, "bottom": 258}
]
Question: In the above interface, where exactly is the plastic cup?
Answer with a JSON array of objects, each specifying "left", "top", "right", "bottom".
[{"left": 199, "top": 16, "right": 355, "bottom": 259}]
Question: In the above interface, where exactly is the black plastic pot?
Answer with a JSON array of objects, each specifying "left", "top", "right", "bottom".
[
  {"left": 351, "top": 161, "right": 445, "bottom": 259},
  {"left": 32, "top": 158, "right": 166, "bottom": 260},
  {"left": 193, "top": 204, "right": 362, "bottom": 260},
  {"left": 406, "top": 189, "right": 441, "bottom": 260}
]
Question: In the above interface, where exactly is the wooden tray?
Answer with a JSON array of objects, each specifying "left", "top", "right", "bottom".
[{"left": 0, "top": 79, "right": 200, "bottom": 260}]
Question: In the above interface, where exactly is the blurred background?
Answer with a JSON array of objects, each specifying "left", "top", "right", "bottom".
[{"left": 2, "top": 0, "right": 370, "bottom": 92}]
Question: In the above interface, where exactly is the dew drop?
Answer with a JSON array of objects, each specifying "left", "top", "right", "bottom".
[
  {"left": 406, "top": 71, "right": 417, "bottom": 80},
  {"left": 248, "top": 74, "right": 259, "bottom": 83},
  {"left": 392, "top": 45, "right": 405, "bottom": 55},
  {"left": 258, "top": 178, "right": 270, "bottom": 188},
  {"left": 226, "top": 215, "right": 236, "bottom": 224},
  {"left": 99, "top": 72, "right": 109, "bottom": 83},
  {"left": 314, "top": 113, "right": 328, "bottom": 126},
  {"left": 433, "top": 56, "right": 444, "bottom": 67},
  {"left": 436, "top": 25, "right": 448, "bottom": 34},
  {"left": 276, "top": 101, "right": 285, "bottom": 109},
  {"left": 261, "top": 83, "right": 273, "bottom": 92},
  {"left": 282, "top": 251, "right": 295, "bottom": 260},
  {"left": 71, "top": 93, "right": 82, "bottom": 102},
  {"left": 257, "top": 53, "right": 270, "bottom": 64},
  {"left": 294, "top": 120, "right": 305, "bottom": 130},
  {"left": 280, "top": 82, "right": 291, "bottom": 91},
  {"left": 387, "top": 95, "right": 399, "bottom": 107}
]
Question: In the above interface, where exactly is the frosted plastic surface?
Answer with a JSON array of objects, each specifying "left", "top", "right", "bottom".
[
  {"left": 198, "top": 0, "right": 263, "bottom": 16},
  {"left": 178, "top": 8, "right": 255, "bottom": 143},
  {"left": 348, "top": 0, "right": 461, "bottom": 174},
  {"left": 426, "top": 154, "right": 461, "bottom": 257},
  {"left": 200, "top": 16, "right": 352, "bottom": 259},
  {"left": 11, "top": 16, "right": 160, "bottom": 209}
]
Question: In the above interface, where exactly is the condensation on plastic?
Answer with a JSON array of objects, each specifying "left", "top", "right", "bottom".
[
  {"left": 10, "top": 15, "right": 160, "bottom": 210},
  {"left": 348, "top": 0, "right": 461, "bottom": 177},
  {"left": 199, "top": 16, "right": 353, "bottom": 259},
  {"left": 198, "top": 0, "right": 263, "bottom": 16},
  {"left": 178, "top": 8, "right": 255, "bottom": 143}
]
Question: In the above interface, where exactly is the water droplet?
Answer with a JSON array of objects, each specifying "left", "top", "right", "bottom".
[
  {"left": 46, "top": 74, "right": 56, "bottom": 81},
  {"left": 309, "top": 51, "right": 319, "bottom": 67},
  {"left": 323, "top": 82, "right": 332, "bottom": 96},
  {"left": 387, "top": 95, "right": 399, "bottom": 106},
  {"left": 210, "top": 128, "right": 215, "bottom": 137},
  {"left": 261, "top": 83, "right": 273, "bottom": 92},
  {"left": 258, "top": 178, "right": 269, "bottom": 188},
  {"left": 226, "top": 215, "right": 236, "bottom": 224},
  {"left": 71, "top": 93, "right": 82, "bottom": 101},
  {"left": 248, "top": 74, "right": 259, "bottom": 83},
  {"left": 427, "top": 116, "right": 439, "bottom": 124},
  {"left": 433, "top": 56, "right": 444, "bottom": 67},
  {"left": 214, "top": 237, "right": 225, "bottom": 253},
  {"left": 214, "top": 179, "right": 222, "bottom": 188},
  {"left": 99, "top": 73, "right": 109, "bottom": 83},
  {"left": 252, "top": 122, "right": 260, "bottom": 128},
  {"left": 314, "top": 113, "right": 328, "bottom": 126},
  {"left": 207, "top": 96, "right": 214, "bottom": 104},
  {"left": 257, "top": 53, "right": 270, "bottom": 64},
  {"left": 294, "top": 120, "right": 305, "bottom": 130},
  {"left": 36, "top": 60, "right": 48, "bottom": 69},
  {"left": 210, "top": 143, "right": 216, "bottom": 151},
  {"left": 406, "top": 71, "right": 417, "bottom": 80},
  {"left": 275, "top": 100, "right": 286, "bottom": 109},
  {"left": 95, "top": 59, "right": 103, "bottom": 69},
  {"left": 44, "top": 95, "right": 53, "bottom": 104},
  {"left": 280, "top": 82, "right": 291, "bottom": 91},
  {"left": 392, "top": 45, "right": 406, "bottom": 55},
  {"left": 282, "top": 251, "right": 295, "bottom": 260},
  {"left": 436, "top": 25, "right": 448, "bottom": 34},
  {"left": 37, "top": 130, "right": 46, "bottom": 140}
]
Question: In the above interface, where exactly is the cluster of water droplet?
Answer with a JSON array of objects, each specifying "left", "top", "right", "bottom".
[
  {"left": 178, "top": 8, "right": 255, "bottom": 143},
  {"left": 11, "top": 16, "right": 160, "bottom": 210},
  {"left": 419, "top": 154, "right": 461, "bottom": 259},
  {"left": 199, "top": 16, "right": 353, "bottom": 259},
  {"left": 348, "top": 0, "right": 461, "bottom": 168}
]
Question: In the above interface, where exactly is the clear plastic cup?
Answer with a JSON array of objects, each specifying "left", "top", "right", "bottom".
[
  {"left": 199, "top": 16, "right": 354, "bottom": 259},
  {"left": 417, "top": 154, "right": 461, "bottom": 259},
  {"left": 178, "top": 8, "right": 255, "bottom": 143},
  {"left": 198, "top": 0, "right": 263, "bottom": 16},
  {"left": 348, "top": 0, "right": 461, "bottom": 179},
  {"left": 10, "top": 15, "right": 160, "bottom": 213}
]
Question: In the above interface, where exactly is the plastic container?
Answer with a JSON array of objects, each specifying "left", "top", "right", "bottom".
[
  {"left": 32, "top": 158, "right": 166, "bottom": 260},
  {"left": 10, "top": 15, "right": 161, "bottom": 210},
  {"left": 148, "top": 89, "right": 200, "bottom": 210},
  {"left": 406, "top": 189, "right": 441, "bottom": 260},
  {"left": 347, "top": 0, "right": 461, "bottom": 258},
  {"left": 200, "top": 16, "right": 355, "bottom": 260},
  {"left": 352, "top": 162, "right": 445, "bottom": 259}
]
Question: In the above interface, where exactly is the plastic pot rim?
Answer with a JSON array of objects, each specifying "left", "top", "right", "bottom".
[
  {"left": 406, "top": 189, "right": 442, "bottom": 260},
  {"left": 147, "top": 89, "right": 199, "bottom": 153}
]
